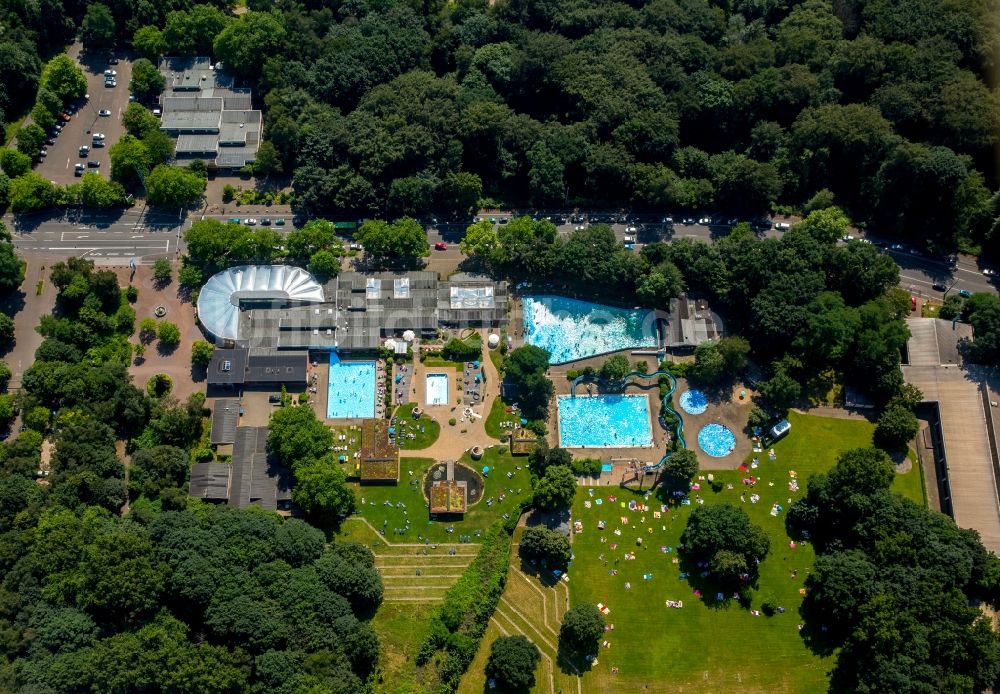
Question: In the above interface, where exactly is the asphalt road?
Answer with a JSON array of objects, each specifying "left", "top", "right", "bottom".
[{"left": 6, "top": 209, "right": 997, "bottom": 298}]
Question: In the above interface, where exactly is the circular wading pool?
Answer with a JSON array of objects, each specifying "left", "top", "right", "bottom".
[
  {"left": 698, "top": 423, "right": 736, "bottom": 458},
  {"left": 679, "top": 389, "right": 709, "bottom": 415}
]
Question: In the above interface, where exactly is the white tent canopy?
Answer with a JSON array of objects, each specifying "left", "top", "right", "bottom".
[{"left": 402, "top": 330, "right": 416, "bottom": 342}]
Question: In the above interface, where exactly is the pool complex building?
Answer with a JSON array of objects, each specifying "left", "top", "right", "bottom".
[
  {"left": 327, "top": 353, "right": 376, "bottom": 419},
  {"left": 557, "top": 394, "right": 653, "bottom": 448},
  {"left": 523, "top": 296, "right": 661, "bottom": 364},
  {"left": 425, "top": 373, "right": 450, "bottom": 406}
]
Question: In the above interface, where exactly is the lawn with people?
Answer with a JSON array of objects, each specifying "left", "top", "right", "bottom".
[
  {"left": 393, "top": 402, "right": 441, "bottom": 450},
  {"left": 566, "top": 411, "right": 924, "bottom": 691}
]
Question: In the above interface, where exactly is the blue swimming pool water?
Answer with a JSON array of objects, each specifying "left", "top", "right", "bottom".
[
  {"left": 679, "top": 389, "right": 708, "bottom": 415},
  {"left": 698, "top": 423, "right": 736, "bottom": 457},
  {"left": 425, "top": 373, "right": 449, "bottom": 406},
  {"left": 327, "top": 353, "right": 376, "bottom": 419},
  {"left": 558, "top": 394, "right": 652, "bottom": 448},
  {"left": 523, "top": 295, "right": 659, "bottom": 364}
]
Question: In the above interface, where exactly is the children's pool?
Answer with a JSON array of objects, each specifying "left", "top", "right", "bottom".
[
  {"left": 679, "top": 389, "right": 708, "bottom": 415},
  {"left": 425, "top": 373, "right": 450, "bottom": 406},
  {"left": 522, "top": 295, "right": 659, "bottom": 364},
  {"left": 558, "top": 394, "right": 652, "bottom": 448},
  {"left": 698, "top": 423, "right": 736, "bottom": 457},
  {"left": 327, "top": 353, "right": 376, "bottom": 419}
]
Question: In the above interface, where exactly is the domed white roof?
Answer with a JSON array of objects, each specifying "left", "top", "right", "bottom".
[{"left": 197, "top": 265, "right": 325, "bottom": 341}]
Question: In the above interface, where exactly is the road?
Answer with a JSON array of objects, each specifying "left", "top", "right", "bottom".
[{"left": 5, "top": 209, "right": 996, "bottom": 297}]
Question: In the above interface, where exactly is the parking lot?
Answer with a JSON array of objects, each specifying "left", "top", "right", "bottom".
[{"left": 35, "top": 45, "right": 134, "bottom": 185}]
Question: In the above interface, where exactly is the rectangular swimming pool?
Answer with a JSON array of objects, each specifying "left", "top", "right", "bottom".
[
  {"left": 557, "top": 394, "right": 652, "bottom": 448},
  {"left": 425, "top": 373, "right": 449, "bottom": 406},
  {"left": 327, "top": 353, "right": 376, "bottom": 419}
]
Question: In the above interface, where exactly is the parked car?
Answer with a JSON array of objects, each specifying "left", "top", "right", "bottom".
[
  {"left": 274, "top": 218, "right": 285, "bottom": 226},
  {"left": 958, "top": 289, "right": 972, "bottom": 298},
  {"left": 983, "top": 268, "right": 995, "bottom": 276},
  {"left": 698, "top": 217, "right": 712, "bottom": 225},
  {"left": 38, "top": 149, "right": 47, "bottom": 158},
  {"left": 842, "top": 234, "right": 854, "bottom": 241},
  {"left": 45, "top": 137, "right": 55, "bottom": 145},
  {"left": 268, "top": 395, "right": 281, "bottom": 404},
  {"left": 87, "top": 160, "right": 100, "bottom": 168},
  {"left": 104, "top": 69, "right": 117, "bottom": 76},
  {"left": 260, "top": 218, "right": 271, "bottom": 226},
  {"left": 243, "top": 218, "right": 257, "bottom": 225},
  {"left": 434, "top": 242, "right": 448, "bottom": 251},
  {"left": 227, "top": 218, "right": 241, "bottom": 224},
  {"left": 775, "top": 222, "right": 791, "bottom": 230},
  {"left": 932, "top": 282, "right": 946, "bottom": 291},
  {"left": 74, "top": 163, "right": 85, "bottom": 176},
  {"left": 59, "top": 113, "right": 71, "bottom": 122},
  {"left": 98, "top": 109, "right": 111, "bottom": 117},
  {"left": 108, "top": 57, "right": 119, "bottom": 65},
  {"left": 79, "top": 145, "right": 89, "bottom": 156}
]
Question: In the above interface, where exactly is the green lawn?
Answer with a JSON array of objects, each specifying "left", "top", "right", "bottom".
[
  {"left": 340, "top": 447, "right": 532, "bottom": 544},
  {"left": 567, "top": 411, "right": 913, "bottom": 692},
  {"left": 330, "top": 425, "right": 363, "bottom": 478},
  {"left": 484, "top": 395, "right": 522, "bottom": 439},
  {"left": 371, "top": 602, "right": 436, "bottom": 693},
  {"left": 393, "top": 403, "right": 441, "bottom": 450}
]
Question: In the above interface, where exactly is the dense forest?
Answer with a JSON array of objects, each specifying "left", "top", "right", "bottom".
[{"left": 4, "top": 0, "right": 1000, "bottom": 251}]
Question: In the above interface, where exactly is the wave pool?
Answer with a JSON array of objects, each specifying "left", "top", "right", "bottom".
[
  {"left": 698, "top": 423, "right": 736, "bottom": 458},
  {"left": 522, "top": 295, "right": 659, "bottom": 364},
  {"left": 679, "top": 389, "right": 708, "bottom": 415},
  {"left": 558, "top": 394, "right": 652, "bottom": 448}
]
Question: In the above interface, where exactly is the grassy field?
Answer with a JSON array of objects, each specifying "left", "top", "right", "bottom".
[
  {"left": 372, "top": 602, "right": 436, "bottom": 693},
  {"left": 341, "top": 447, "right": 532, "bottom": 544},
  {"left": 567, "top": 411, "right": 918, "bottom": 692},
  {"left": 393, "top": 403, "right": 441, "bottom": 450}
]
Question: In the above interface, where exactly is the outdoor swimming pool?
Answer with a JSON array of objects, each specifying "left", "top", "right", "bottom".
[
  {"left": 679, "top": 389, "right": 708, "bottom": 415},
  {"left": 523, "top": 295, "right": 659, "bottom": 364},
  {"left": 327, "top": 353, "right": 376, "bottom": 419},
  {"left": 425, "top": 373, "right": 450, "bottom": 406},
  {"left": 698, "top": 423, "right": 736, "bottom": 457},
  {"left": 558, "top": 394, "right": 652, "bottom": 448}
]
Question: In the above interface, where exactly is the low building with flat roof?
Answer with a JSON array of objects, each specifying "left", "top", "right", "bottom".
[
  {"left": 207, "top": 348, "right": 308, "bottom": 387},
  {"left": 430, "top": 480, "right": 467, "bottom": 515},
  {"left": 189, "top": 462, "right": 231, "bottom": 502},
  {"left": 210, "top": 398, "right": 240, "bottom": 445},
  {"left": 157, "top": 57, "right": 261, "bottom": 169},
  {"left": 665, "top": 295, "right": 724, "bottom": 350},
  {"left": 359, "top": 419, "right": 399, "bottom": 483}
]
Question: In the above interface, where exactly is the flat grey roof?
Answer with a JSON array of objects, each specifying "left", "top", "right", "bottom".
[
  {"left": 189, "top": 462, "right": 231, "bottom": 501},
  {"left": 229, "top": 426, "right": 292, "bottom": 511},
  {"left": 903, "top": 318, "right": 1000, "bottom": 553},
  {"left": 207, "top": 348, "right": 249, "bottom": 386},
  {"left": 210, "top": 399, "right": 240, "bottom": 444}
]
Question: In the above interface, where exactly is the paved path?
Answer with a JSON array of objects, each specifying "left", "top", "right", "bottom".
[{"left": 399, "top": 333, "right": 505, "bottom": 462}]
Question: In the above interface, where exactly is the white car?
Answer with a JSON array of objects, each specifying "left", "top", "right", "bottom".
[
  {"left": 98, "top": 109, "right": 111, "bottom": 117},
  {"left": 983, "top": 269, "right": 995, "bottom": 276},
  {"left": 244, "top": 218, "right": 257, "bottom": 226},
  {"left": 698, "top": 217, "right": 712, "bottom": 224},
  {"left": 775, "top": 222, "right": 791, "bottom": 230},
  {"left": 842, "top": 235, "right": 854, "bottom": 241},
  {"left": 104, "top": 69, "right": 117, "bottom": 76}
]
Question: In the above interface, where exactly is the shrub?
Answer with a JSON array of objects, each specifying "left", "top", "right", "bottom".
[
  {"left": 442, "top": 336, "right": 482, "bottom": 362},
  {"left": 146, "top": 373, "right": 173, "bottom": 397},
  {"left": 570, "top": 457, "right": 602, "bottom": 476},
  {"left": 152, "top": 258, "right": 172, "bottom": 284},
  {"left": 157, "top": 321, "right": 180, "bottom": 346},
  {"left": 449, "top": 417, "right": 457, "bottom": 426},
  {"left": 125, "top": 285, "right": 138, "bottom": 303}
]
